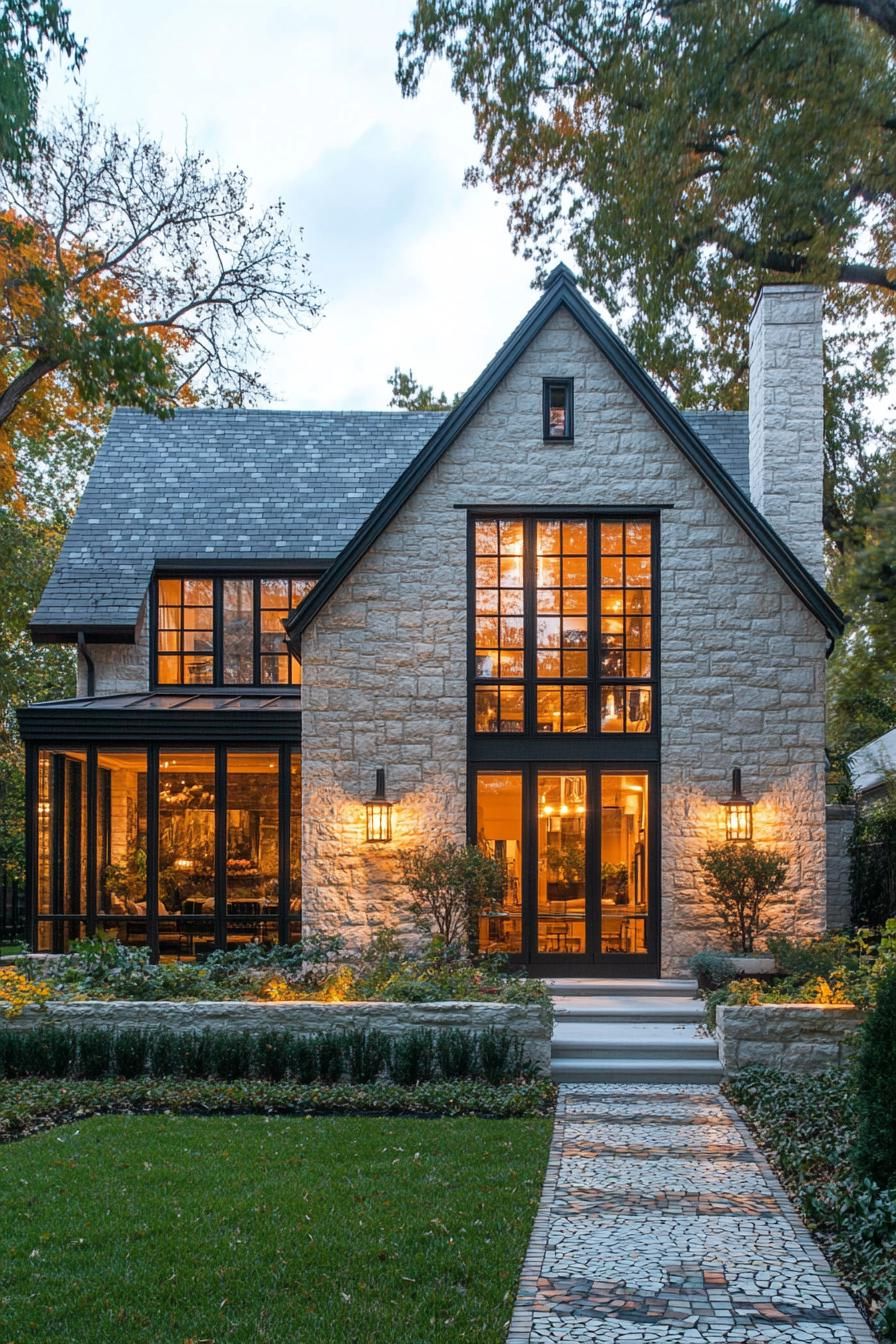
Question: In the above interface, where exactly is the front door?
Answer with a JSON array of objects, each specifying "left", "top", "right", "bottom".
[{"left": 475, "top": 763, "right": 657, "bottom": 974}]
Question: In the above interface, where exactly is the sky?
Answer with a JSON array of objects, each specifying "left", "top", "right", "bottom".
[{"left": 45, "top": 0, "right": 552, "bottom": 411}]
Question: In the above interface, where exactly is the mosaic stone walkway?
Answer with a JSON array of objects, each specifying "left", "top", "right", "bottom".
[{"left": 508, "top": 1083, "right": 876, "bottom": 1343}]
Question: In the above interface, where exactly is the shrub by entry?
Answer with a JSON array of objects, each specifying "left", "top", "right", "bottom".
[{"left": 698, "top": 841, "right": 788, "bottom": 954}]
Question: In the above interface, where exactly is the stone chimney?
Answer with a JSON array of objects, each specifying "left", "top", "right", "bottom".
[{"left": 748, "top": 284, "right": 824, "bottom": 582}]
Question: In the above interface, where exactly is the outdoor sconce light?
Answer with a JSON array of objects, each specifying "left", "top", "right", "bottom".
[
  {"left": 723, "top": 767, "right": 753, "bottom": 842},
  {"left": 365, "top": 767, "right": 393, "bottom": 843}
]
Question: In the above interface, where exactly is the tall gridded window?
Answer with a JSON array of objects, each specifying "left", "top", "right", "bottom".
[
  {"left": 155, "top": 575, "right": 316, "bottom": 687},
  {"left": 473, "top": 519, "right": 525, "bottom": 733},
  {"left": 260, "top": 579, "right": 316, "bottom": 685},
  {"left": 471, "top": 516, "right": 655, "bottom": 735},
  {"left": 536, "top": 520, "right": 588, "bottom": 733},
  {"left": 157, "top": 578, "right": 214, "bottom": 685},
  {"left": 599, "top": 521, "right": 653, "bottom": 732}
]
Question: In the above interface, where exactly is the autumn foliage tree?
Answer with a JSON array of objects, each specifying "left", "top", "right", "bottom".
[{"left": 0, "top": 103, "right": 322, "bottom": 497}]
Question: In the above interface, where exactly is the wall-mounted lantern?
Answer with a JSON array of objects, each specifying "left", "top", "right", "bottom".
[
  {"left": 723, "top": 767, "right": 753, "bottom": 842},
  {"left": 365, "top": 767, "right": 393, "bottom": 843}
]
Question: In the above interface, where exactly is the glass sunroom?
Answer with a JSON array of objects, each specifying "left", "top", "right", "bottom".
[{"left": 19, "top": 691, "right": 301, "bottom": 958}]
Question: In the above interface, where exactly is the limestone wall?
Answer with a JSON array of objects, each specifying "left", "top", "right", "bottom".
[
  {"left": 3, "top": 999, "right": 551, "bottom": 1075},
  {"left": 300, "top": 307, "right": 829, "bottom": 973},
  {"left": 717, "top": 1003, "right": 863, "bottom": 1074},
  {"left": 78, "top": 599, "right": 150, "bottom": 696}
]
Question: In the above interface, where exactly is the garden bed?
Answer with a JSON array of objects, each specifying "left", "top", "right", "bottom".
[
  {"left": 0, "top": 1076, "right": 557, "bottom": 1143},
  {"left": 727, "top": 1067, "right": 896, "bottom": 1340}
]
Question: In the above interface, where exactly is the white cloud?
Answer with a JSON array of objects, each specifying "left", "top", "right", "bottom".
[{"left": 45, "top": 0, "right": 561, "bottom": 409}]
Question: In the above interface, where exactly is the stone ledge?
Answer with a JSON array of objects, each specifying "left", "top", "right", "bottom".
[
  {"left": 717, "top": 1003, "right": 864, "bottom": 1075},
  {"left": 1, "top": 999, "right": 552, "bottom": 1075}
]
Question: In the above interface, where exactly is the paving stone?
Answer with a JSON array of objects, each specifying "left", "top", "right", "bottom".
[{"left": 507, "top": 1083, "right": 876, "bottom": 1343}]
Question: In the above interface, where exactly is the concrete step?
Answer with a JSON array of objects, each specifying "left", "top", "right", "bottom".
[
  {"left": 551, "top": 1021, "right": 717, "bottom": 1060},
  {"left": 553, "top": 995, "right": 704, "bottom": 1024},
  {"left": 551, "top": 1056, "right": 723, "bottom": 1084},
  {"left": 545, "top": 977, "right": 697, "bottom": 998}
]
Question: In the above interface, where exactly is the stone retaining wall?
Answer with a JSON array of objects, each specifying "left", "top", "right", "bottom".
[
  {"left": 2, "top": 999, "right": 552, "bottom": 1075},
  {"left": 717, "top": 1003, "right": 864, "bottom": 1075}
]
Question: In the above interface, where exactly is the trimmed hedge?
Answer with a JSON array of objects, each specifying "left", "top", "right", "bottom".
[{"left": 0, "top": 1023, "right": 535, "bottom": 1085}]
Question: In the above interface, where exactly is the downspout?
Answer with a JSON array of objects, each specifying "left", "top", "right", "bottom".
[{"left": 77, "top": 632, "right": 96, "bottom": 698}]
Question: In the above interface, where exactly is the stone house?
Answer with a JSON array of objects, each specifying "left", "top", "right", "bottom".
[{"left": 18, "top": 267, "right": 843, "bottom": 976}]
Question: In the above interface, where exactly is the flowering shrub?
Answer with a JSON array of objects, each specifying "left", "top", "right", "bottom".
[
  {"left": 12, "top": 930, "right": 552, "bottom": 1021},
  {"left": 0, "top": 967, "right": 51, "bottom": 1018}
]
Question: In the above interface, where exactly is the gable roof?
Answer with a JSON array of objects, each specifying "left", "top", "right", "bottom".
[
  {"left": 286, "top": 265, "right": 843, "bottom": 645},
  {"left": 31, "top": 409, "right": 446, "bottom": 640},
  {"left": 31, "top": 396, "right": 750, "bottom": 643}
]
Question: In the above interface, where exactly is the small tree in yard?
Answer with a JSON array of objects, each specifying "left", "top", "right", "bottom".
[
  {"left": 397, "top": 841, "right": 505, "bottom": 954},
  {"left": 698, "top": 842, "right": 789, "bottom": 955}
]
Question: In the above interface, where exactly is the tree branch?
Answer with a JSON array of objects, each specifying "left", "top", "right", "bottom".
[{"left": 0, "top": 357, "right": 63, "bottom": 427}]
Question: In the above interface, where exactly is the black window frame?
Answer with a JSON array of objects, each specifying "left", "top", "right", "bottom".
[
  {"left": 151, "top": 570, "right": 319, "bottom": 691},
  {"left": 542, "top": 378, "right": 574, "bottom": 442},
  {"left": 467, "top": 510, "right": 660, "bottom": 743},
  {"left": 26, "top": 739, "right": 302, "bottom": 957}
]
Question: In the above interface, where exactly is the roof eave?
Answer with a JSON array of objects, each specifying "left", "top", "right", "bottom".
[{"left": 29, "top": 622, "right": 137, "bottom": 646}]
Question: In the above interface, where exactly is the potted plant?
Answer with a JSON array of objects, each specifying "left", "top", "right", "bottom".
[
  {"left": 688, "top": 948, "right": 738, "bottom": 992},
  {"left": 543, "top": 840, "right": 586, "bottom": 902},
  {"left": 697, "top": 840, "right": 788, "bottom": 974}
]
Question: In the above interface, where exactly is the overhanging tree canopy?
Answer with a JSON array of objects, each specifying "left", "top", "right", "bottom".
[
  {"left": 0, "top": 104, "right": 322, "bottom": 494},
  {"left": 398, "top": 0, "right": 896, "bottom": 403}
]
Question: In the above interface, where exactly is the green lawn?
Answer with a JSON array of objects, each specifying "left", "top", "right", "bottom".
[{"left": 0, "top": 1113, "right": 551, "bottom": 1344}]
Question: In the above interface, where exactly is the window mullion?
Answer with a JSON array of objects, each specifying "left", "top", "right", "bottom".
[
  {"left": 523, "top": 516, "right": 537, "bottom": 736},
  {"left": 253, "top": 578, "right": 261, "bottom": 686},
  {"left": 588, "top": 516, "right": 597, "bottom": 736}
]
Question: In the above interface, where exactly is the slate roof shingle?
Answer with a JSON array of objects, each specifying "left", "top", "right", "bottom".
[{"left": 31, "top": 405, "right": 749, "bottom": 637}]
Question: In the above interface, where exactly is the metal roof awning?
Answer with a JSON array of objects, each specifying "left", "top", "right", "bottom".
[{"left": 16, "top": 691, "right": 302, "bottom": 744}]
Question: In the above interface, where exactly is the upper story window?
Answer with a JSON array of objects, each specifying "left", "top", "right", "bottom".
[
  {"left": 472, "top": 516, "right": 655, "bottom": 735},
  {"left": 155, "top": 575, "right": 316, "bottom": 688},
  {"left": 543, "top": 378, "right": 574, "bottom": 441}
]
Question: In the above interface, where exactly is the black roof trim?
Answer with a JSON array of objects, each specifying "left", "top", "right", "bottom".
[
  {"left": 17, "top": 691, "right": 301, "bottom": 744},
  {"left": 30, "top": 623, "right": 136, "bottom": 646},
  {"left": 286, "top": 263, "right": 844, "bottom": 644}
]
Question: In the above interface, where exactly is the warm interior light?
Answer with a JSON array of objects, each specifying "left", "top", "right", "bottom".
[
  {"left": 723, "top": 767, "right": 754, "bottom": 842},
  {"left": 365, "top": 767, "right": 393, "bottom": 843}
]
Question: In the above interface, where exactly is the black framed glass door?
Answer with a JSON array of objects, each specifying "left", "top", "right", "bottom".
[{"left": 474, "top": 762, "right": 658, "bottom": 974}]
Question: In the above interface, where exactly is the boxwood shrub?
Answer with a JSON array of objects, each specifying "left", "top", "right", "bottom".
[{"left": 0, "top": 1023, "right": 537, "bottom": 1086}]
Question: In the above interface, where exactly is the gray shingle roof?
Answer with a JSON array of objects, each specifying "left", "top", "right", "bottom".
[
  {"left": 682, "top": 410, "right": 749, "bottom": 493},
  {"left": 31, "top": 404, "right": 749, "bottom": 638}
]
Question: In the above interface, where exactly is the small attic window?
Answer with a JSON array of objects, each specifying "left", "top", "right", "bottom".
[{"left": 543, "top": 379, "right": 574, "bottom": 441}]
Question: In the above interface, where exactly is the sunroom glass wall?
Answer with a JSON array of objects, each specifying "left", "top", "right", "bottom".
[
  {"left": 96, "top": 750, "right": 148, "bottom": 946},
  {"left": 36, "top": 748, "right": 87, "bottom": 951},
  {"left": 158, "top": 751, "right": 216, "bottom": 959},
  {"left": 226, "top": 750, "right": 280, "bottom": 947}
]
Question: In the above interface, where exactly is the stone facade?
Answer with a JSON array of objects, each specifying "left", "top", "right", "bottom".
[
  {"left": 748, "top": 286, "right": 825, "bottom": 583},
  {"left": 826, "top": 803, "right": 855, "bottom": 930},
  {"left": 300, "top": 307, "right": 829, "bottom": 974},
  {"left": 3, "top": 999, "right": 552, "bottom": 1074},
  {"left": 717, "top": 1003, "right": 864, "bottom": 1074}
]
